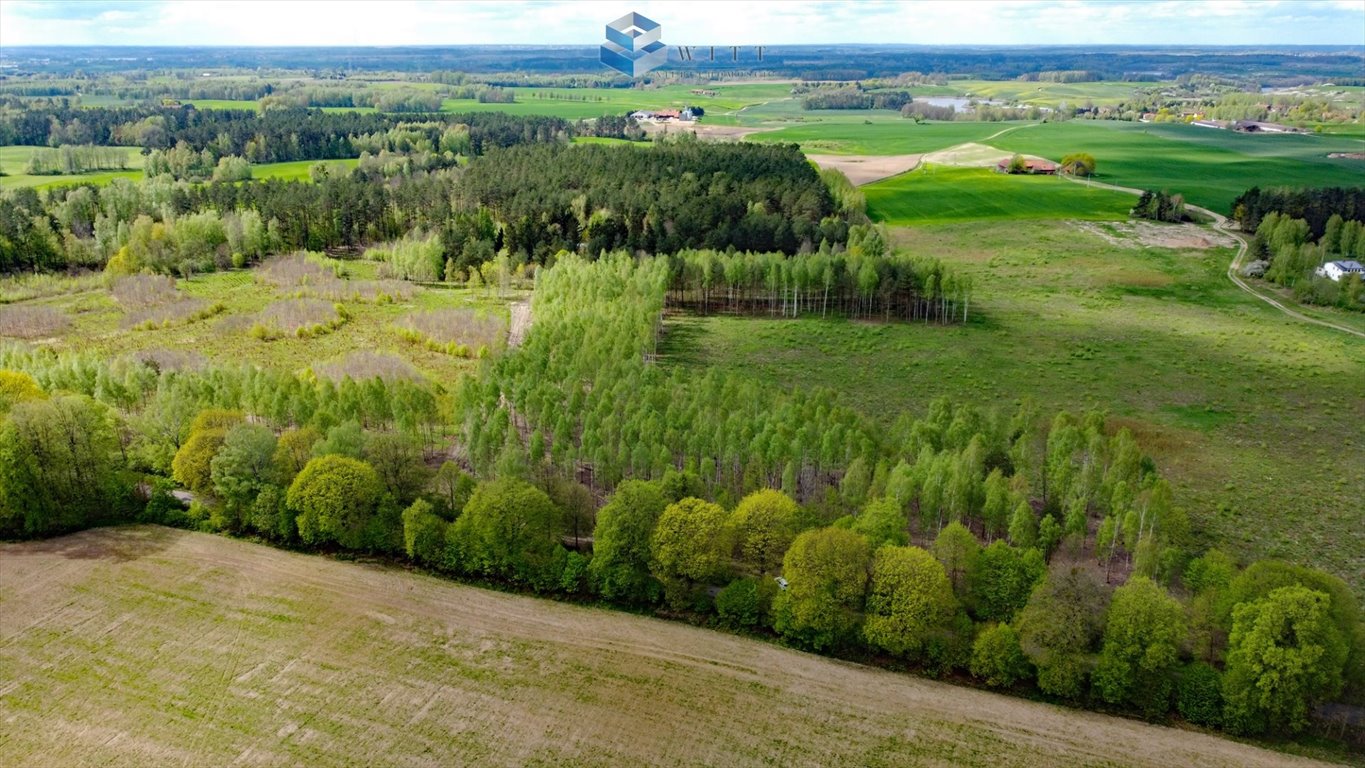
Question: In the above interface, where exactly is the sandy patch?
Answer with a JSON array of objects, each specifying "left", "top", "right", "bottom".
[
  {"left": 922, "top": 142, "right": 1055, "bottom": 168},
  {"left": 1327, "top": 152, "right": 1365, "bottom": 160},
  {"left": 807, "top": 153, "right": 922, "bottom": 185},
  {"left": 1072, "top": 220, "right": 1241, "bottom": 250},
  {"left": 641, "top": 121, "right": 771, "bottom": 141}
]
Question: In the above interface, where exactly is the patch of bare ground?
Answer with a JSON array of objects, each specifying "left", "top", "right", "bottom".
[
  {"left": 807, "top": 154, "right": 922, "bottom": 185},
  {"left": 507, "top": 300, "right": 532, "bottom": 348},
  {"left": 922, "top": 142, "right": 1054, "bottom": 169},
  {"left": 1071, "top": 220, "right": 1241, "bottom": 250},
  {"left": 1327, "top": 152, "right": 1364, "bottom": 160},
  {"left": 0, "top": 526, "right": 1339, "bottom": 768},
  {"left": 641, "top": 121, "right": 772, "bottom": 141}
]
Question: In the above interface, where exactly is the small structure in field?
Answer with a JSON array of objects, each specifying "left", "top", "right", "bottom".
[
  {"left": 995, "top": 157, "right": 1057, "bottom": 175},
  {"left": 1191, "top": 119, "right": 1229, "bottom": 129},
  {"left": 1317, "top": 260, "right": 1365, "bottom": 282},
  {"left": 1232, "top": 120, "right": 1299, "bottom": 133}
]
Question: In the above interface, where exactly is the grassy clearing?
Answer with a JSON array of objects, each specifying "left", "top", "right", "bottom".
[
  {"left": 180, "top": 98, "right": 260, "bottom": 111},
  {"left": 988, "top": 121, "right": 1365, "bottom": 212},
  {"left": 9, "top": 263, "right": 511, "bottom": 381},
  {"left": 0, "top": 526, "right": 1338, "bottom": 768},
  {"left": 865, "top": 166, "right": 1135, "bottom": 223},
  {"left": 250, "top": 158, "right": 359, "bottom": 181},
  {"left": 0, "top": 145, "right": 146, "bottom": 189},
  {"left": 663, "top": 220, "right": 1365, "bottom": 596},
  {"left": 949, "top": 80, "right": 1156, "bottom": 107}
]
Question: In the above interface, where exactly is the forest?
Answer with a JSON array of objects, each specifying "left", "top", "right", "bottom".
[
  {"left": 0, "top": 131, "right": 849, "bottom": 275},
  {"left": 1, "top": 253, "right": 1360, "bottom": 742}
]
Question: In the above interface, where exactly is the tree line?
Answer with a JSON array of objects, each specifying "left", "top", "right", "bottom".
[
  {"left": 1248, "top": 210, "right": 1365, "bottom": 311},
  {"left": 0, "top": 106, "right": 570, "bottom": 162},
  {"left": 1231, "top": 186, "right": 1365, "bottom": 239}
]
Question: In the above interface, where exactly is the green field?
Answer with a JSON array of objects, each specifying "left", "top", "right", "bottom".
[
  {"left": 0, "top": 526, "right": 1334, "bottom": 768},
  {"left": 10, "top": 261, "right": 509, "bottom": 381},
  {"left": 0, "top": 145, "right": 145, "bottom": 189},
  {"left": 949, "top": 80, "right": 1157, "bottom": 107},
  {"left": 180, "top": 98, "right": 260, "bottom": 110},
  {"left": 441, "top": 83, "right": 794, "bottom": 119},
  {"left": 0, "top": 148, "right": 358, "bottom": 189},
  {"left": 865, "top": 166, "right": 1135, "bottom": 223},
  {"left": 663, "top": 220, "right": 1365, "bottom": 595},
  {"left": 989, "top": 121, "right": 1365, "bottom": 212}
]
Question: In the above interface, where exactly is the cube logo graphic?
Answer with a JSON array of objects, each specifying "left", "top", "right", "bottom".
[{"left": 600, "top": 12, "right": 667, "bottom": 77}]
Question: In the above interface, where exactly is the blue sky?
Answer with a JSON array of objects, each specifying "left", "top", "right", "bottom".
[{"left": 1, "top": 1, "right": 1362, "bottom": 47}]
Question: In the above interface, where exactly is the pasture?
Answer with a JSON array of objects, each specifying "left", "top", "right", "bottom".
[
  {"left": 865, "top": 166, "right": 1135, "bottom": 223},
  {"left": 0, "top": 259, "right": 511, "bottom": 382},
  {"left": 0, "top": 525, "right": 1337, "bottom": 768},
  {"left": 988, "top": 121, "right": 1365, "bottom": 212},
  {"left": 663, "top": 220, "right": 1365, "bottom": 596},
  {"left": 0, "top": 145, "right": 145, "bottom": 189}
]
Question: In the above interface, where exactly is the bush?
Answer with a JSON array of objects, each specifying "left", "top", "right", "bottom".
[
  {"left": 560, "top": 551, "right": 590, "bottom": 594},
  {"left": 716, "top": 578, "right": 763, "bottom": 628},
  {"left": 970, "top": 623, "right": 1031, "bottom": 688},
  {"left": 402, "top": 498, "right": 447, "bottom": 566},
  {"left": 1177, "top": 662, "right": 1223, "bottom": 727}
]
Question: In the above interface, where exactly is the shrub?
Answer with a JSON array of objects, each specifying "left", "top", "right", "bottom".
[
  {"left": 1177, "top": 662, "right": 1223, "bottom": 727},
  {"left": 716, "top": 577, "right": 763, "bottom": 628},
  {"left": 970, "top": 623, "right": 1030, "bottom": 688},
  {"left": 394, "top": 308, "right": 506, "bottom": 357},
  {"left": 250, "top": 299, "right": 345, "bottom": 339},
  {"left": 0, "top": 305, "right": 70, "bottom": 339}
]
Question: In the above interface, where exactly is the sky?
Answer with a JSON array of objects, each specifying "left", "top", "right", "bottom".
[{"left": 1, "top": 0, "right": 1363, "bottom": 47}]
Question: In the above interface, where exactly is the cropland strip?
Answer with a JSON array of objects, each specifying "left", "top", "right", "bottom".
[
  {"left": 0, "top": 526, "right": 1340, "bottom": 768},
  {"left": 807, "top": 153, "right": 922, "bottom": 185}
]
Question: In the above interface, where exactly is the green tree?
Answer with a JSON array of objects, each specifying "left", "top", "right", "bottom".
[
  {"left": 402, "top": 498, "right": 447, "bottom": 566},
  {"left": 1093, "top": 576, "right": 1186, "bottom": 717},
  {"left": 1008, "top": 501, "right": 1037, "bottom": 549},
  {"left": 863, "top": 545, "right": 958, "bottom": 659},
  {"left": 971, "top": 623, "right": 1031, "bottom": 688},
  {"left": 589, "top": 480, "right": 668, "bottom": 603},
  {"left": 1016, "top": 567, "right": 1109, "bottom": 700},
  {"left": 447, "top": 478, "right": 566, "bottom": 591},
  {"left": 1060, "top": 152, "right": 1096, "bottom": 176},
  {"left": 273, "top": 426, "right": 320, "bottom": 484},
  {"left": 209, "top": 423, "right": 278, "bottom": 528},
  {"left": 1222, "top": 585, "right": 1348, "bottom": 735},
  {"left": 1038, "top": 514, "right": 1062, "bottom": 561},
  {"left": 932, "top": 521, "right": 980, "bottom": 602},
  {"left": 716, "top": 577, "right": 764, "bottom": 628},
  {"left": 171, "top": 409, "right": 243, "bottom": 494},
  {"left": 969, "top": 540, "right": 1045, "bottom": 623},
  {"left": 0, "top": 394, "right": 126, "bottom": 535},
  {"left": 287, "top": 455, "right": 384, "bottom": 550},
  {"left": 773, "top": 527, "right": 872, "bottom": 651},
  {"left": 729, "top": 488, "right": 799, "bottom": 575},
  {"left": 651, "top": 496, "right": 733, "bottom": 608},
  {"left": 851, "top": 496, "right": 909, "bottom": 548}
]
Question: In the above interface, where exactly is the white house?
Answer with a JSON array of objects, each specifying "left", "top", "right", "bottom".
[{"left": 1317, "top": 260, "right": 1365, "bottom": 282}]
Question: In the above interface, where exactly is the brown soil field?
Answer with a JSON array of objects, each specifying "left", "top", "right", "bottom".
[
  {"left": 641, "top": 121, "right": 771, "bottom": 141},
  {"left": 0, "top": 526, "right": 1342, "bottom": 768},
  {"left": 807, "top": 153, "right": 922, "bottom": 185}
]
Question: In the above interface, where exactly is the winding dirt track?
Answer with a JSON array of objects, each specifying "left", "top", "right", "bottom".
[{"left": 0, "top": 527, "right": 1340, "bottom": 768}]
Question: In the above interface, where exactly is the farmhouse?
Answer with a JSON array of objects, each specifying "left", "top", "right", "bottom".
[
  {"left": 1316, "top": 260, "right": 1365, "bottom": 281},
  {"left": 1232, "top": 120, "right": 1299, "bottom": 133},
  {"left": 995, "top": 158, "right": 1058, "bottom": 175}
]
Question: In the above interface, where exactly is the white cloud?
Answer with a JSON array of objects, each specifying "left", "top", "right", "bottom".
[{"left": 0, "top": 0, "right": 1361, "bottom": 46}]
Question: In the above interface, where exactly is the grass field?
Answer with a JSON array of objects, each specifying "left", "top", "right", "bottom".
[
  {"left": 181, "top": 98, "right": 260, "bottom": 111},
  {"left": 6, "top": 261, "right": 509, "bottom": 381},
  {"left": 989, "top": 121, "right": 1365, "bottom": 212},
  {"left": 747, "top": 120, "right": 1020, "bottom": 155},
  {"left": 0, "top": 525, "right": 1341, "bottom": 768},
  {"left": 0, "top": 145, "right": 145, "bottom": 189},
  {"left": 865, "top": 166, "right": 1136, "bottom": 223},
  {"left": 0, "top": 148, "right": 358, "bottom": 189},
  {"left": 663, "top": 221, "right": 1365, "bottom": 596},
  {"left": 949, "top": 80, "right": 1157, "bottom": 107}
]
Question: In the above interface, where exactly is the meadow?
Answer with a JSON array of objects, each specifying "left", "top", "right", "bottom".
[
  {"left": 1, "top": 258, "right": 510, "bottom": 382},
  {"left": 988, "top": 121, "right": 1365, "bottom": 212},
  {"left": 0, "top": 525, "right": 1338, "bottom": 768},
  {"left": 0, "top": 145, "right": 145, "bottom": 189},
  {"left": 0, "top": 147, "right": 358, "bottom": 189},
  {"left": 662, "top": 220, "right": 1365, "bottom": 596},
  {"left": 864, "top": 166, "right": 1136, "bottom": 223}
]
